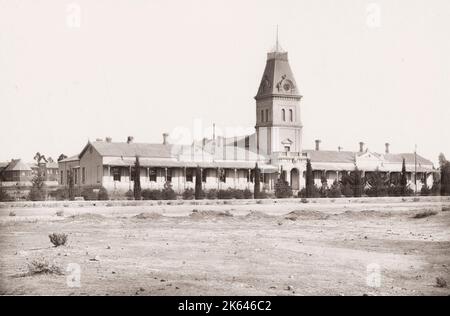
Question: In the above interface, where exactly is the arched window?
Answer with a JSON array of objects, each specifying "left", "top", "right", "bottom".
[
  {"left": 289, "top": 109, "right": 293, "bottom": 122},
  {"left": 261, "top": 110, "right": 264, "bottom": 122},
  {"left": 282, "top": 109, "right": 286, "bottom": 121},
  {"left": 265, "top": 109, "right": 269, "bottom": 122}
]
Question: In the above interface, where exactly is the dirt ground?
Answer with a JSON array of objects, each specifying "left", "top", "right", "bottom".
[{"left": 1, "top": 199, "right": 450, "bottom": 296}]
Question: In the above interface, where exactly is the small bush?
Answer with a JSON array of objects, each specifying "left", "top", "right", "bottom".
[
  {"left": 97, "top": 187, "right": 109, "bottom": 200},
  {"left": 182, "top": 188, "right": 195, "bottom": 200},
  {"left": 206, "top": 189, "right": 218, "bottom": 200},
  {"left": 0, "top": 189, "right": 13, "bottom": 202},
  {"left": 243, "top": 188, "right": 253, "bottom": 199},
  {"left": 50, "top": 188, "right": 69, "bottom": 201},
  {"left": 80, "top": 188, "right": 97, "bottom": 201},
  {"left": 9, "top": 211, "right": 16, "bottom": 217},
  {"left": 413, "top": 210, "right": 438, "bottom": 219},
  {"left": 328, "top": 181, "right": 342, "bottom": 198},
  {"left": 162, "top": 182, "right": 177, "bottom": 200},
  {"left": 55, "top": 210, "right": 64, "bottom": 217},
  {"left": 49, "top": 233, "right": 68, "bottom": 247},
  {"left": 275, "top": 179, "right": 292, "bottom": 198},
  {"left": 142, "top": 189, "right": 162, "bottom": 200},
  {"left": 125, "top": 189, "right": 134, "bottom": 200},
  {"left": 28, "top": 188, "right": 45, "bottom": 201},
  {"left": 436, "top": 277, "right": 447, "bottom": 288},
  {"left": 27, "top": 257, "right": 63, "bottom": 275}
]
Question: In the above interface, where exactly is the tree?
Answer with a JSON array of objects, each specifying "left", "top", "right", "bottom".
[
  {"left": 68, "top": 169, "right": 75, "bottom": 201},
  {"left": 275, "top": 178, "right": 292, "bottom": 198},
  {"left": 195, "top": 166, "right": 204, "bottom": 199},
  {"left": 353, "top": 168, "right": 363, "bottom": 197},
  {"left": 57, "top": 154, "right": 68, "bottom": 162},
  {"left": 33, "top": 152, "right": 48, "bottom": 164},
  {"left": 400, "top": 158, "right": 408, "bottom": 196},
  {"left": 0, "top": 187, "right": 12, "bottom": 202},
  {"left": 365, "top": 168, "right": 389, "bottom": 197},
  {"left": 305, "top": 159, "right": 314, "bottom": 198},
  {"left": 29, "top": 168, "right": 46, "bottom": 201},
  {"left": 254, "top": 163, "right": 261, "bottom": 199},
  {"left": 440, "top": 153, "right": 450, "bottom": 196},
  {"left": 133, "top": 156, "right": 141, "bottom": 200}
]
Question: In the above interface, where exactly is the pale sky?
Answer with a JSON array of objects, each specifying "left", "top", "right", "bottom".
[{"left": 0, "top": 0, "right": 449, "bottom": 165}]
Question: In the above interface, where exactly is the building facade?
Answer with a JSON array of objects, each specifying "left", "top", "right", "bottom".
[{"left": 58, "top": 42, "right": 436, "bottom": 196}]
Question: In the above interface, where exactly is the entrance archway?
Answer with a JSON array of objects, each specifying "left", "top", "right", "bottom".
[{"left": 290, "top": 168, "right": 300, "bottom": 191}]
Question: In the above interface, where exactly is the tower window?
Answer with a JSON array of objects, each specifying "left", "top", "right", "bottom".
[
  {"left": 245, "top": 136, "right": 249, "bottom": 149},
  {"left": 261, "top": 110, "right": 264, "bottom": 122},
  {"left": 289, "top": 109, "right": 293, "bottom": 122},
  {"left": 282, "top": 109, "right": 286, "bottom": 121},
  {"left": 265, "top": 109, "right": 269, "bottom": 122}
]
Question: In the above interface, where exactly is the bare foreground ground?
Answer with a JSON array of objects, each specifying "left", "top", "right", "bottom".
[{"left": 1, "top": 198, "right": 450, "bottom": 296}]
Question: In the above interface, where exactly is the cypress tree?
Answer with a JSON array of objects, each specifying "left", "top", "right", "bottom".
[
  {"left": 195, "top": 166, "right": 203, "bottom": 199},
  {"left": 68, "top": 169, "right": 74, "bottom": 201},
  {"left": 305, "top": 159, "right": 314, "bottom": 198},
  {"left": 400, "top": 158, "right": 407, "bottom": 196},
  {"left": 133, "top": 156, "right": 141, "bottom": 200},
  {"left": 254, "top": 163, "right": 261, "bottom": 199}
]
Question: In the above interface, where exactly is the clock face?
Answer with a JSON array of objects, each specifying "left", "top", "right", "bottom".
[{"left": 283, "top": 82, "right": 291, "bottom": 92}]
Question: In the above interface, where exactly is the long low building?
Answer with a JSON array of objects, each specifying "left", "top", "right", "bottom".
[{"left": 58, "top": 40, "right": 437, "bottom": 196}]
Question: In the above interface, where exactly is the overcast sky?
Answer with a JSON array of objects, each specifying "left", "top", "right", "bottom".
[{"left": 0, "top": 0, "right": 449, "bottom": 165}]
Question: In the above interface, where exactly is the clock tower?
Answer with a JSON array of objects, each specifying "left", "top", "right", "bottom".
[{"left": 255, "top": 42, "right": 303, "bottom": 157}]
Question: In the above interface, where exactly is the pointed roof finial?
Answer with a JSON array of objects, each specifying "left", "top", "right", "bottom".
[
  {"left": 269, "top": 25, "right": 284, "bottom": 54},
  {"left": 276, "top": 24, "right": 279, "bottom": 52}
]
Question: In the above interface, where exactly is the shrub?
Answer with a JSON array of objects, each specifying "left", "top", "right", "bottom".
[
  {"left": 97, "top": 187, "right": 109, "bottom": 200},
  {"left": 162, "top": 182, "right": 177, "bottom": 200},
  {"left": 206, "top": 189, "right": 218, "bottom": 200},
  {"left": 9, "top": 211, "right": 16, "bottom": 217},
  {"left": 28, "top": 188, "right": 44, "bottom": 201},
  {"left": 275, "top": 178, "right": 292, "bottom": 198},
  {"left": 182, "top": 188, "right": 195, "bottom": 200},
  {"left": 436, "top": 277, "right": 447, "bottom": 288},
  {"left": 328, "top": 181, "right": 342, "bottom": 198},
  {"left": 342, "top": 183, "right": 353, "bottom": 197},
  {"left": 413, "top": 210, "right": 438, "bottom": 219},
  {"left": 49, "top": 233, "right": 68, "bottom": 247},
  {"left": 0, "top": 188, "right": 13, "bottom": 202},
  {"left": 125, "top": 189, "right": 134, "bottom": 200},
  {"left": 55, "top": 210, "right": 64, "bottom": 217},
  {"left": 232, "top": 189, "right": 245, "bottom": 199},
  {"left": 27, "top": 257, "right": 63, "bottom": 275},
  {"left": 243, "top": 188, "right": 253, "bottom": 199},
  {"left": 141, "top": 189, "right": 162, "bottom": 200},
  {"left": 420, "top": 185, "right": 431, "bottom": 196},
  {"left": 50, "top": 188, "right": 69, "bottom": 201},
  {"left": 80, "top": 188, "right": 97, "bottom": 201},
  {"left": 218, "top": 189, "right": 233, "bottom": 199}
]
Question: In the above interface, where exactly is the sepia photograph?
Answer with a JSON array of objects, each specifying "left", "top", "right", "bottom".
[{"left": 0, "top": 0, "right": 449, "bottom": 301}]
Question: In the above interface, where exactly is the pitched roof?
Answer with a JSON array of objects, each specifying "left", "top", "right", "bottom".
[
  {"left": 383, "top": 153, "right": 433, "bottom": 165},
  {"left": 255, "top": 49, "right": 301, "bottom": 100},
  {"left": 303, "top": 150, "right": 356, "bottom": 163},
  {"left": 59, "top": 155, "right": 80, "bottom": 163},
  {"left": 4, "top": 159, "right": 32, "bottom": 172},
  {"left": 82, "top": 141, "right": 174, "bottom": 159}
]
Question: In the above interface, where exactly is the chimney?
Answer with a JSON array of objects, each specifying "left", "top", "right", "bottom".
[
  {"left": 127, "top": 136, "right": 134, "bottom": 144},
  {"left": 385, "top": 142, "right": 390, "bottom": 154},
  {"left": 315, "top": 139, "right": 321, "bottom": 151},
  {"left": 105, "top": 137, "right": 112, "bottom": 143},
  {"left": 162, "top": 133, "right": 169, "bottom": 145},
  {"left": 359, "top": 142, "right": 365, "bottom": 153}
]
